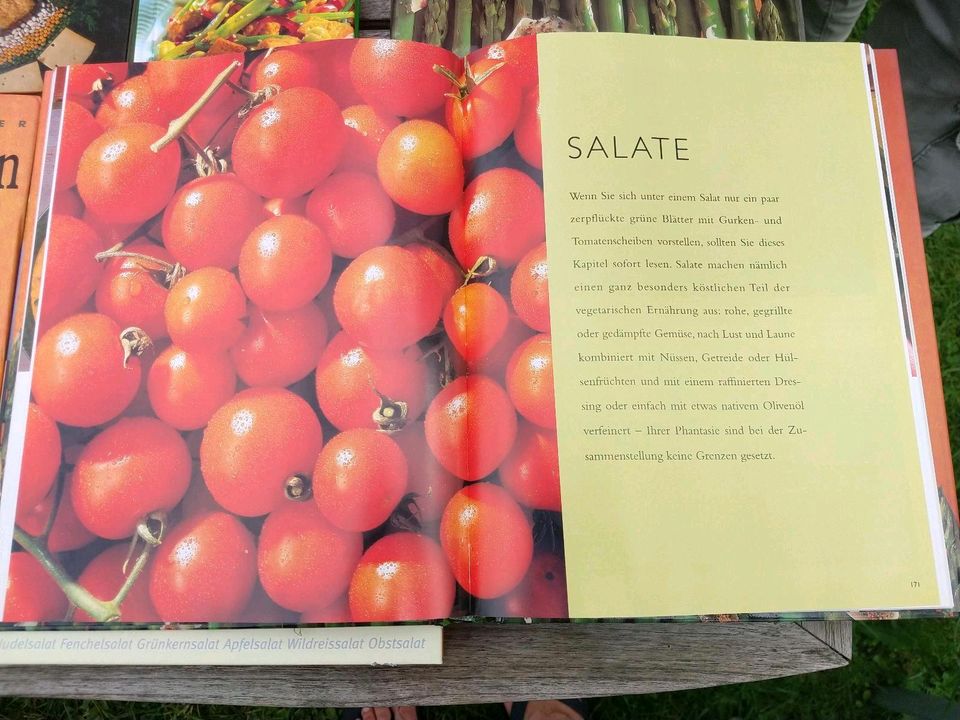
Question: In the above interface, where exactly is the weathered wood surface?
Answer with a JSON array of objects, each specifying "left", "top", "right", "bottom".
[{"left": 0, "top": 621, "right": 850, "bottom": 706}]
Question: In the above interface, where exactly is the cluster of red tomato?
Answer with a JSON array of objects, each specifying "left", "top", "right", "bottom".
[{"left": 5, "top": 37, "right": 567, "bottom": 626}]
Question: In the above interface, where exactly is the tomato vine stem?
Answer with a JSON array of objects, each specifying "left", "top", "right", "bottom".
[{"left": 151, "top": 60, "right": 243, "bottom": 153}]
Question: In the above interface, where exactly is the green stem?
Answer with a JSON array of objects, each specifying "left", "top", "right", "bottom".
[
  {"left": 14, "top": 529, "right": 115, "bottom": 622},
  {"left": 451, "top": 0, "right": 473, "bottom": 54},
  {"left": 599, "top": 0, "right": 626, "bottom": 31},
  {"left": 479, "top": 0, "right": 507, "bottom": 43},
  {"left": 695, "top": 0, "right": 727, "bottom": 36},
  {"left": 39, "top": 474, "right": 65, "bottom": 540},
  {"left": 728, "top": 0, "right": 755, "bottom": 38},
  {"left": 626, "top": 0, "right": 651, "bottom": 32},
  {"left": 392, "top": 0, "right": 417, "bottom": 40},
  {"left": 214, "top": 0, "right": 275, "bottom": 39}
]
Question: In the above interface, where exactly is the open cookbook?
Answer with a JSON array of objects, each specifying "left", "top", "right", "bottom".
[{"left": 0, "top": 34, "right": 956, "bottom": 641}]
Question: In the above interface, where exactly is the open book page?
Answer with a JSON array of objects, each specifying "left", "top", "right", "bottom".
[{"left": 537, "top": 33, "right": 952, "bottom": 617}]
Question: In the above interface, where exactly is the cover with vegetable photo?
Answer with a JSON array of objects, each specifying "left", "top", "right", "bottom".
[{"left": 0, "top": 35, "right": 956, "bottom": 637}]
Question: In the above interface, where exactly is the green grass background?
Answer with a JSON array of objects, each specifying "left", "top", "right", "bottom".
[{"left": 3, "top": 2, "right": 960, "bottom": 717}]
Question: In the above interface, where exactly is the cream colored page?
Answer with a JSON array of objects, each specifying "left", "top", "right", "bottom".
[{"left": 537, "top": 34, "right": 940, "bottom": 617}]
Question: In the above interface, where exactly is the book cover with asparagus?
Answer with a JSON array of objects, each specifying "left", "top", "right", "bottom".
[{"left": 392, "top": 0, "right": 800, "bottom": 52}]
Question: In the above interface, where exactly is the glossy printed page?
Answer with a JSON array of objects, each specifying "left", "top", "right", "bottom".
[{"left": 0, "top": 36, "right": 569, "bottom": 627}]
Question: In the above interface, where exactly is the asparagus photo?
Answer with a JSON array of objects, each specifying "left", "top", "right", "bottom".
[
  {"left": 728, "top": 0, "right": 756, "bottom": 38},
  {"left": 451, "top": 0, "right": 473, "bottom": 53},
  {"left": 757, "top": 0, "right": 784, "bottom": 39},
  {"left": 426, "top": 0, "right": 451, "bottom": 44},
  {"left": 626, "top": 0, "right": 652, "bottom": 32},
  {"left": 675, "top": 0, "right": 700, "bottom": 35},
  {"left": 599, "top": 0, "right": 627, "bottom": 32},
  {"left": 650, "top": 0, "right": 678, "bottom": 34},
  {"left": 695, "top": 0, "right": 727, "bottom": 36}
]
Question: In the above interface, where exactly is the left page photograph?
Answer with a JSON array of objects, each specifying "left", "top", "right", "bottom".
[{"left": 0, "top": 38, "right": 548, "bottom": 627}]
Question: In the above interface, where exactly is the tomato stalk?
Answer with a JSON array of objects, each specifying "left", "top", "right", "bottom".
[
  {"left": 13, "top": 528, "right": 118, "bottom": 623},
  {"left": 462, "top": 255, "right": 498, "bottom": 284},
  {"left": 95, "top": 248, "right": 187, "bottom": 289},
  {"left": 39, "top": 473, "right": 66, "bottom": 540},
  {"left": 372, "top": 390, "right": 409, "bottom": 432},
  {"left": 283, "top": 475, "right": 312, "bottom": 501},
  {"left": 151, "top": 59, "right": 243, "bottom": 153},
  {"left": 433, "top": 59, "right": 506, "bottom": 100},
  {"left": 119, "top": 327, "right": 154, "bottom": 368}
]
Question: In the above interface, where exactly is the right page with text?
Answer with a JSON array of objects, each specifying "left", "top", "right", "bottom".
[{"left": 537, "top": 34, "right": 953, "bottom": 618}]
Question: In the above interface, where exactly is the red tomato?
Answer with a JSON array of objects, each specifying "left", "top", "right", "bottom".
[
  {"left": 333, "top": 245, "right": 443, "bottom": 350},
  {"left": 3, "top": 552, "right": 67, "bottom": 622},
  {"left": 263, "top": 195, "right": 308, "bottom": 217},
  {"left": 300, "top": 594, "right": 351, "bottom": 624},
  {"left": 506, "top": 334, "right": 556, "bottom": 429},
  {"left": 377, "top": 120, "right": 463, "bottom": 216},
  {"left": 315, "top": 331, "right": 430, "bottom": 431},
  {"left": 145, "top": 52, "right": 242, "bottom": 118},
  {"left": 178, "top": 470, "right": 223, "bottom": 520},
  {"left": 148, "top": 345, "right": 237, "bottom": 431},
  {"left": 340, "top": 104, "right": 399, "bottom": 173},
  {"left": 257, "top": 501, "right": 362, "bottom": 612},
  {"left": 16, "top": 478, "right": 95, "bottom": 552},
  {"left": 68, "top": 64, "right": 130, "bottom": 111},
  {"left": 499, "top": 422, "right": 561, "bottom": 511},
  {"left": 405, "top": 240, "right": 462, "bottom": 308},
  {"left": 393, "top": 422, "right": 462, "bottom": 524},
  {"left": 305, "top": 171, "right": 396, "bottom": 258},
  {"left": 349, "top": 533, "right": 455, "bottom": 622},
  {"left": 514, "top": 87, "right": 542, "bottom": 169},
  {"left": 349, "top": 39, "right": 454, "bottom": 118},
  {"left": 484, "top": 552, "right": 568, "bottom": 618},
  {"left": 95, "top": 238, "right": 174, "bottom": 341},
  {"left": 232, "top": 87, "right": 346, "bottom": 199},
  {"left": 313, "top": 428, "right": 408, "bottom": 532},
  {"left": 201, "top": 388, "right": 323, "bottom": 516},
  {"left": 424, "top": 374, "right": 517, "bottom": 481},
  {"left": 449, "top": 168, "right": 545, "bottom": 270},
  {"left": 231, "top": 303, "right": 328, "bottom": 388},
  {"left": 149, "top": 511, "right": 257, "bottom": 623},
  {"left": 510, "top": 241, "right": 550, "bottom": 332},
  {"left": 443, "top": 283, "right": 510, "bottom": 366},
  {"left": 164, "top": 267, "right": 247, "bottom": 352},
  {"left": 36, "top": 215, "right": 102, "bottom": 330},
  {"left": 81, "top": 209, "right": 139, "bottom": 250},
  {"left": 440, "top": 483, "right": 533, "bottom": 598},
  {"left": 75, "top": 544, "right": 160, "bottom": 623},
  {"left": 162, "top": 174, "right": 265, "bottom": 270},
  {"left": 96, "top": 75, "right": 169, "bottom": 129},
  {"left": 56, "top": 101, "right": 103, "bottom": 191},
  {"left": 72, "top": 416, "right": 191, "bottom": 539},
  {"left": 187, "top": 86, "right": 245, "bottom": 148},
  {"left": 239, "top": 215, "right": 333, "bottom": 312},
  {"left": 249, "top": 40, "right": 361, "bottom": 107},
  {"left": 484, "top": 35, "right": 538, "bottom": 90},
  {"left": 54, "top": 187, "right": 84, "bottom": 217},
  {"left": 32, "top": 313, "right": 141, "bottom": 427},
  {"left": 77, "top": 122, "right": 181, "bottom": 225},
  {"left": 249, "top": 47, "right": 325, "bottom": 92},
  {"left": 470, "top": 314, "right": 534, "bottom": 380},
  {"left": 445, "top": 58, "right": 521, "bottom": 160},
  {"left": 15, "top": 403, "right": 61, "bottom": 517},
  {"left": 238, "top": 584, "right": 299, "bottom": 625}
]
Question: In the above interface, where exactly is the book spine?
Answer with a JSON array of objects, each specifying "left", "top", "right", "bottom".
[{"left": 0, "top": 95, "right": 40, "bottom": 397}]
